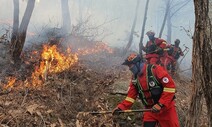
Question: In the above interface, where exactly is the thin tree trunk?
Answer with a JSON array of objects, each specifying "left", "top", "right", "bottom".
[
  {"left": 139, "top": 0, "right": 150, "bottom": 56},
  {"left": 167, "top": 10, "right": 172, "bottom": 43},
  {"left": 61, "top": 0, "right": 71, "bottom": 34},
  {"left": 159, "top": 0, "right": 170, "bottom": 38},
  {"left": 185, "top": 0, "right": 212, "bottom": 126},
  {"left": 11, "top": 0, "right": 35, "bottom": 62},
  {"left": 122, "top": 0, "right": 140, "bottom": 55},
  {"left": 79, "top": 0, "right": 83, "bottom": 23},
  {"left": 11, "top": 0, "right": 19, "bottom": 47}
]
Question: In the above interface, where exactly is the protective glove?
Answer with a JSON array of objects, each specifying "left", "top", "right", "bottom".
[
  {"left": 152, "top": 103, "right": 164, "bottom": 113},
  {"left": 112, "top": 107, "right": 122, "bottom": 115}
]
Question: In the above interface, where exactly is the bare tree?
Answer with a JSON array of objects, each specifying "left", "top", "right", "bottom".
[
  {"left": 61, "top": 0, "right": 71, "bottom": 34},
  {"left": 122, "top": 0, "right": 140, "bottom": 55},
  {"left": 159, "top": 0, "right": 170, "bottom": 38},
  {"left": 139, "top": 0, "right": 150, "bottom": 56},
  {"left": 185, "top": 0, "right": 212, "bottom": 126},
  {"left": 11, "top": 0, "right": 35, "bottom": 63},
  {"left": 159, "top": 0, "right": 191, "bottom": 42}
]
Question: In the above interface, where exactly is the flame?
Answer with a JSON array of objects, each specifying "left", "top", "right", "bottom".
[
  {"left": 77, "top": 43, "right": 113, "bottom": 55},
  {"left": 29, "top": 44, "right": 78, "bottom": 86},
  {"left": 3, "top": 42, "right": 112, "bottom": 88},
  {"left": 4, "top": 77, "right": 16, "bottom": 89}
]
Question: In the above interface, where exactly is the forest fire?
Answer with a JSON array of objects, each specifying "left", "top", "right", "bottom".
[
  {"left": 2, "top": 44, "right": 78, "bottom": 88},
  {"left": 30, "top": 44, "right": 78, "bottom": 86},
  {"left": 3, "top": 42, "right": 113, "bottom": 89}
]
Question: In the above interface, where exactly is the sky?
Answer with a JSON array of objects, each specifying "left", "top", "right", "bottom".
[{"left": 0, "top": 0, "right": 194, "bottom": 74}]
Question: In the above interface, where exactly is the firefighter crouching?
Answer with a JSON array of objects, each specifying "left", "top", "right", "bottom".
[{"left": 112, "top": 53, "right": 180, "bottom": 127}]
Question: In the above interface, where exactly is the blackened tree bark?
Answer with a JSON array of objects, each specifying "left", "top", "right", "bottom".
[
  {"left": 61, "top": 0, "right": 71, "bottom": 34},
  {"left": 122, "top": 0, "right": 140, "bottom": 55},
  {"left": 139, "top": 0, "right": 150, "bottom": 56},
  {"left": 11, "top": 0, "right": 35, "bottom": 63},
  {"left": 185, "top": 0, "right": 212, "bottom": 127}
]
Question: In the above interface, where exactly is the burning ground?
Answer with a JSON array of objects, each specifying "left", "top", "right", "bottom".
[{"left": 0, "top": 40, "right": 124, "bottom": 127}]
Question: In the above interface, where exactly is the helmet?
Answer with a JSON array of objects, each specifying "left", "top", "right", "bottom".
[
  {"left": 146, "top": 30, "right": 155, "bottom": 37},
  {"left": 122, "top": 53, "right": 141, "bottom": 65},
  {"left": 175, "top": 39, "right": 180, "bottom": 44},
  {"left": 174, "top": 39, "right": 180, "bottom": 47}
]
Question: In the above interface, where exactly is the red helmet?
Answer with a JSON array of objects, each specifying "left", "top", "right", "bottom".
[
  {"left": 146, "top": 30, "right": 155, "bottom": 36},
  {"left": 122, "top": 53, "right": 142, "bottom": 65}
]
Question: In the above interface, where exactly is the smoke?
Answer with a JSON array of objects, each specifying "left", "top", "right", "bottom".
[{"left": 0, "top": 0, "right": 194, "bottom": 76}]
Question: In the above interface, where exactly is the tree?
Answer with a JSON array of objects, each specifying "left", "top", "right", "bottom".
[
  {"left": 11, "top": 0, "right": 35, "bottom": 63},
  {"left": 159, "top": 0, "right": 191, "bottom": 42},
  {"left": 61, "top": 0, "right": 71, "bottom": 34},
  {"left": 139, "top": 0, "right": 150, "bottom": 56},
  {"left": 185, "top": 0, "right": 212, "bottom": 126},
  {"left": 11, "top": 0, "right": 19, "bottom": 46},
  {"left": 159, "top": 0, "right": 170, "bottom": 38},
  {"left": 122, "top": 0, "right": 140, "bottom": 55}
]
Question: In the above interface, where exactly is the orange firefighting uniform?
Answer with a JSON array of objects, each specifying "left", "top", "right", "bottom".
[
  {"left": 142, "top": 38, "right": 167, "bottom": 64},
  {"left": 117, "top": 64, "right": 180, "bottom": 127},
  {"left": 163, "top": 45, "right": 184, "bottom": 72}
]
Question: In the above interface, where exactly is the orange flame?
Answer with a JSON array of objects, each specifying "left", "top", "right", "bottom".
[
  {"left": 4, "top": 77, "right": 16, "bottom": 89},
  {"left": 77, "top": 43, "right": 113, "bottom": 55},
  {"left": 29, "top": 44, "right": 78, "bottom": 87},
  {"left": 3, "top": 42, "right": 112, "bottom": 88}
]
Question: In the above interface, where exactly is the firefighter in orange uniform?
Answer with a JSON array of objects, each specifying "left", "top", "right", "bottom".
[
  {"left": 141, "top": 30, "right": 167, "bottom": 65},
  {"left": 164, "top": 39, "right": 184, "bottom": 75},
  {"left": 112, "top": 53, "right": 180, "bottom": 127}
]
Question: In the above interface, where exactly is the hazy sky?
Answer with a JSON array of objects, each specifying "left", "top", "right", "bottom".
[{"left": 0, "top": 0, "right": 194, "bottom": 71}]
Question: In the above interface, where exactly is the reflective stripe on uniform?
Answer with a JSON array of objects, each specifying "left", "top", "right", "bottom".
[
  {"left": 125, "top": 97, "right": 135, "bottom": 103},
  {"left": 163, "top": 87, "right": 175, "bottom": 93}
]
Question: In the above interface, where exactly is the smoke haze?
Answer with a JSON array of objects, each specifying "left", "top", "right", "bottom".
[{"left": 0, "top": 0, "right": 194, "bottom": 76}]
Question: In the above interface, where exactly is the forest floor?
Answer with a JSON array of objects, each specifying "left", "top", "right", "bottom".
[{"left": 0, "top": 38, "right": 207, "bottom": 127}]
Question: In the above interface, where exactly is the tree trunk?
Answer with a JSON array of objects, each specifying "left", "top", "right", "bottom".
[
  {"left": 11, "top": 0, "right": 35, "bottom": 62},
  {"left": 159, "top": 0, "right": 170, "bottom": 38},
  {"left": 122, "top": 0, "right": 140, "bottom": 55},
  {"left": 61, "top": 0, "right": 71, "bottom": 34},
  {"left": 11, "top": 0, "right": 19, "bottom": 47},
  {"left": 79, "top": 0, "right": 83, "bottom": 23},
  {"left": 185, "top": 0, "right": 212, "bottom": 126},
  {"left": 166, "top": 10, "right": 172, "bottom": 43},
  {"left": 139, "top": 0, "right": 150, "bottom": 56}
]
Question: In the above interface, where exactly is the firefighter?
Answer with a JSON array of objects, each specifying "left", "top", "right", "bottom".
[
  {"left": 141, "top": 30, "right": 167, "bottom": 65},
  {"left": 165, "top": 39, "right": 184, "bottom": 75},
  {"left": 112, "top": 53, "right": 180, "bottom": 127}
]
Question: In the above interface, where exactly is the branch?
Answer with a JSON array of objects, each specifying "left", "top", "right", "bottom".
[
  {"left": 170, "top": 0, "right": 191, "bottom": 18},
  {"left": 109, "top": 91, "right": 127, "bottom": 96}
]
